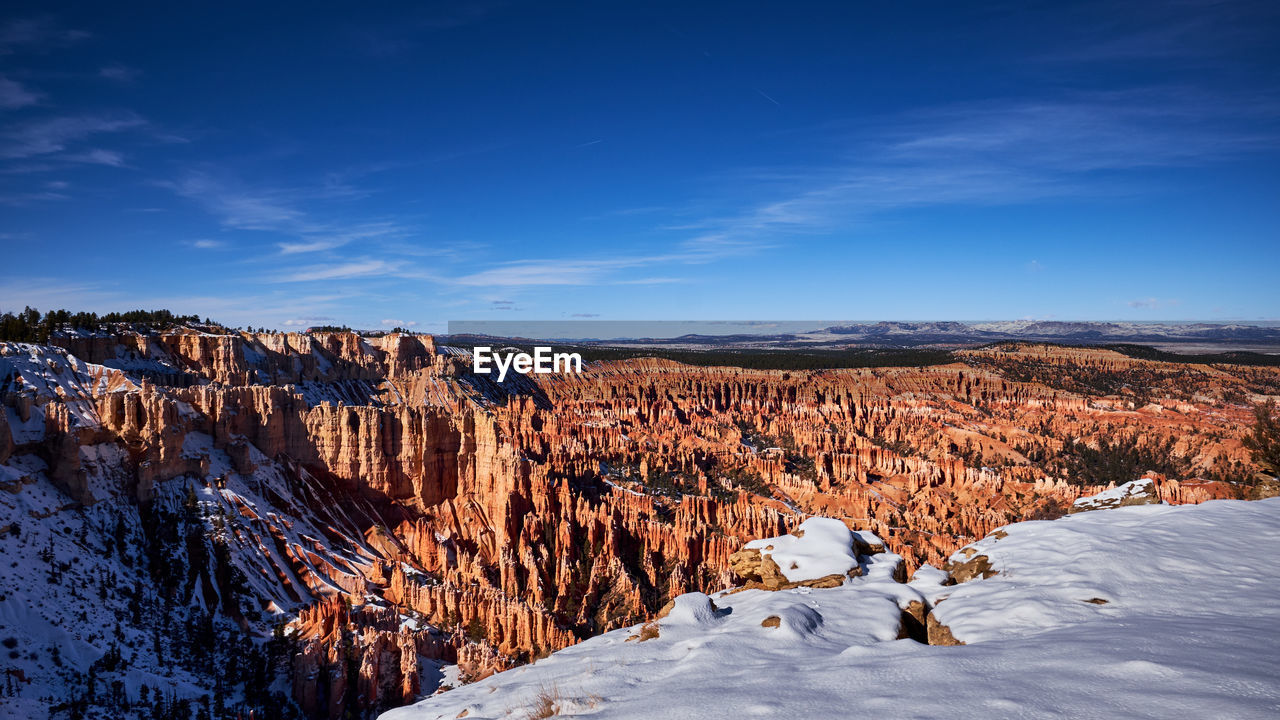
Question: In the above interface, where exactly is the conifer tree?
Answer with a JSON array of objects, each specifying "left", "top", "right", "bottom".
[{"left": 1243, "top": 401, "right": 1280, "bottom": 479}]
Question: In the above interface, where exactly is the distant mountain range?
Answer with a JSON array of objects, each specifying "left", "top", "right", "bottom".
[
  {"left": 821, "top": 320, "right": 1280, "bottom": 345},
  {"left": 494, "top": 321, "right": 1280, "bottom": 352}
]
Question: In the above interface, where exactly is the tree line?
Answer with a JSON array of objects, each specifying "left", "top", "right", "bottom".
[{"left": 0, "top": 306, "right": 211, "bottom": 343}]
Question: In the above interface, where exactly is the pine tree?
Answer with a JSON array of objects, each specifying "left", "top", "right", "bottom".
[{"left": 1243, "top": 401, "right": 1280, "bottom": 479}]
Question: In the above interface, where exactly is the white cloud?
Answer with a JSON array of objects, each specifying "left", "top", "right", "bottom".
[
  {"left": 455, "top": 259, "right": 639, "bottom": 287},
  {"left": 0, "top": 190, "right": 68, "bottom": 205},
  {"left": 449, "top": 237, "right": 743, "bottom": 288},
  {"left": 167, "top": 172, "right": 307, "bottom": 231},
  {"left": 98, "top": 65, "right": 140, "bottom": 83},
  {"left": 63, "top": 148, "right": 126, "bottom": 167},
  {"left": 679, "top": 88, "right": 1280, "bottom": 249},
  {"left": 166, "top": 173, "right": 411, "bottom": 265},
  {"left": 0, "top": 17, "right": 90, "bottom": 54},
  {"left": 281, "top": 316, "right": 336, "bottom": 326},
  {"left": 278, "top": 239, "right": 347, "bottom": 254},
  {"left": 1127, "top": 297, "right": 1181, "bottom": 310},
  {"left": 276, "top": 259, "right": 400, "bottom": 282},
  {"left": 0, "top": 112, "right": 146, "bottom": 160},
  {"left": 0, "top": 76, "right": 38, "bottom": 109}
]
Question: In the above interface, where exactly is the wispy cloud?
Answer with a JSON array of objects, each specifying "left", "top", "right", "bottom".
[
  {"left": 277, "top": 239, "right": 346, "bottom": 254},
  {"left": 281, "top": 315, "right": 336, "bottom": 326},
  {"left": 0, "top": 190, "right": 69, "bottom": 205},
  {"left": 681, "top": 87, "right": 1280, "bottom": 245},
  {"left": 166, "top": 172, "right": 306, "bottom": 231},
  {"left": 882, "top": 90, "right": 1279, "bottom": 173},
  {"left": 352, "top": 2, "right": 507, "bottom": 56},
  {"left": 276, "top": 222, "right": 403, "bottom": 254},
  {"left": 453, "top": 255, "right": 683, "bottom": 287},
  {"left": 276, "top": 259, "right": 404, "bottom": 283},
  {"left": 0, "top": 76, "right": 39, "bottom": 109},
  {"left": 1037, "top": 0, "right": 1279, "bottom": 66},
  {"left": 0, "top": 17, "right": 90, "bottom": 54},
  {"left": 0, "top": 112, "right": 146, "bottom": 160},
  {"left": 167, "top": 172, "right": 408, "bottom": 255},
  {"left": 1127, "top": 297, "right": 1181, "bottom": 310},
  {"left": 62, "top": 148, "right": 127, "bottom": 167},
  {"left": 755, "top": 89, "right": 781, "bottom": 106},
  {"left": 188, "top": 239, "right": 225, "bottom": 249},
  {"left": 98, "top": 65, "right": 140, "bottom": 83},
  {"left": 454, "top": 259, "right": 637, "bottom": 287}
]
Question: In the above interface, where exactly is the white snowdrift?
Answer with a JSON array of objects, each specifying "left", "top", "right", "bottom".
[
  {"left": 381, "top": 498, "right": 1280, "bottom": 720},
  {"left": 743, "top": 516, "right": 860, "bottom": 583}
]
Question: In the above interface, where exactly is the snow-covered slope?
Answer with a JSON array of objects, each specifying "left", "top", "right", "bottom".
[
  {"left": 0, "top": 434, "right": 407, "bottom": 719},
  {"left": 381, "top": 498, "right": 1280, "bottom": 720}
]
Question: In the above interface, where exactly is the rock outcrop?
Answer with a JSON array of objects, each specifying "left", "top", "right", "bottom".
[
  {"left": 1069, "top": 477, "right": 1162, "bottom": 513},
  {"left": 729, "top": 517, "right": 864, "bottom": 590}
]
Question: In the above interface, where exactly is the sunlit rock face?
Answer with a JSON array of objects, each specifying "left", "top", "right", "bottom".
[{"left": 2, "top": 334, "right": 1265, "bottom": 717}]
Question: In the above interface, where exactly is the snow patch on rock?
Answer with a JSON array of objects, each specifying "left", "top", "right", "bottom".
[
  {"left": 743, "top": 516, "right": 859, "bottom": 583},
  {"left": 1070, "top": 477, "right": 1161, "bottom": 513}
]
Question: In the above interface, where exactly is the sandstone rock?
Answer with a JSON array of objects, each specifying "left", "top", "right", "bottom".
[
  {"left": 898, "top": 600, "right": 928, "bottom": 642},
  {"left": 1246, "top": 477, "right": 1280, "bottom": 500},
  {"left": 944, "top": 553, "right": 997, "bottom": 584},
  {"left": 926, "top": 612, "right": 964, "bottom": 646}
]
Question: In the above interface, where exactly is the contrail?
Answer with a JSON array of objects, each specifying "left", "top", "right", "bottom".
[
  {"left": 575, "top": 139, "right": 604, "bottom": 148},
  {"left": 756, "top": 89, "right": 780, "bottom": 106}
]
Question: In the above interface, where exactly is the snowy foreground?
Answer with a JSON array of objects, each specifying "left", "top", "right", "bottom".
[{"left": 382, "top": 498, "right": 1280, "bottom": 720}]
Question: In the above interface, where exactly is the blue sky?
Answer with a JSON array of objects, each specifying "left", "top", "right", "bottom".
[{"left": 0, "top": 0, "right": 1277, "bottom": 330}]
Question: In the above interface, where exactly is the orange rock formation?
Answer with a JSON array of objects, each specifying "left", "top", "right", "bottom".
[{"left": 4, "top": 332, "right": 1269, "bottom": 715}]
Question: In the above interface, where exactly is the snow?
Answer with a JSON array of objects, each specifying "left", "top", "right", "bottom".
[
  {"left": 3, "top": 404, "right": 45, "bottom": 444},
  {"left": 0, "top": 414, "right": 447, "bottom": 718},
  {"left": 931, "top": 497, "right": 1280, "bottom": 645},
  {"left": 852, "top": 528, "right": 884, "bottom": 553},
  {"left": 0, "top": 469, "right": 220, "bottom": 717},
  {"left": 0, "top": 343, "right": 143, "bottom": 440},
  {"left": 659, "top": 592, "right": 724, "bottom": 628},
  {"left": 78, "top": 442, "right": 131, "bottom": 502},
  {"left": 380, "top": 498, "right": 1280, "bottom": 720},
  {"left": 906, "top": 563, "right": 951, "bottom": 606},
  {"left": 743, "top": 516, "right": 859, "bottom": 583},
  {"left": 1071, "top": 477, "right": 1159, "bottom": 513},
  {"left": 295, "top": 379, "right": 386, "bottom": 407}
]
